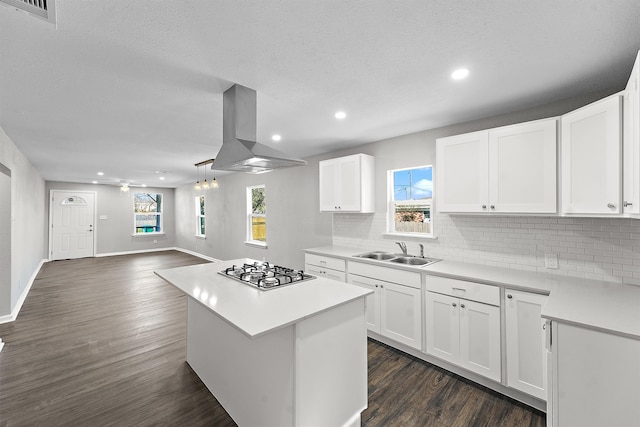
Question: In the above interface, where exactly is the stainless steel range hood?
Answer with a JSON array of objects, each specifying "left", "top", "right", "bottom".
[{"left": 213, "top": 84, "right": 307, "bottom": 174}]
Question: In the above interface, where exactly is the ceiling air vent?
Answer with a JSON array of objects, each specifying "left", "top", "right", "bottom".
[{"left": 1, "top": 0, "right": 56, "bottom": 25}]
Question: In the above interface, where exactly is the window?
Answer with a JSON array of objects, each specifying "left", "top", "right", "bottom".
[
  {"left": 247, "top": 185, "right": 266, "bottom": 245},
  {"left": 388, "top": 166, "right": 433, "bottom": 236},
  {"left": 195, "top": 195, "right": 205, "bottom": 237},
  {"left": 134, "top": 192, "right": 163, "bottom": 234}
]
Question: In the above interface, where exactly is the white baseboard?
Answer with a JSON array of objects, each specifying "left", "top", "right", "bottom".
[
  {"left": 0, "top": 258, "right": 47, "bottom": 325},
  {"left": 95, "top": 247, "right": 180, "bottom": 258},
  {"left": 175, "top": 247, "right": 221, "bottom": 263}
]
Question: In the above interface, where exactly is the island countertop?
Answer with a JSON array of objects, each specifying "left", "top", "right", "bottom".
[{"left": 155, "top": 258, "right": 372, "bottom": 339}]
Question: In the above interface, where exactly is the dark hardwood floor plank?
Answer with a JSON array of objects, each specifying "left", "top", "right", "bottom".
[{"left": 0, "top": 251, "right": 545, "bottom": 426}]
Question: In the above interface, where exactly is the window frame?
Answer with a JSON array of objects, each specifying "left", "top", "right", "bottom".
[
  {"left": 386, "top": 165, "right": 434, "bottom": 238},
  {"left": 246, "top": 184, "right": 267, "bottom": 248},
  {"left": 195, "top": 195, "right": 206, "bottom": 238},
  {"left": 133, "top": 192, "right": 164, "bottom": 235}
]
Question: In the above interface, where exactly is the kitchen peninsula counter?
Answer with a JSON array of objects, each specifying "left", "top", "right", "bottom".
[{"left": 155, "top": 258, "right": 372, "bottom": 427}]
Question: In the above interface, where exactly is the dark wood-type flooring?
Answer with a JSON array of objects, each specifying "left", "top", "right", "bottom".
[{"left": 0, "top": 251, "right": 545, "bottom": 426}]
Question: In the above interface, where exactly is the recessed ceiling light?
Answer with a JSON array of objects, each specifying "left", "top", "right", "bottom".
[
  {"left": 97, "top": 172, "right": 104, "bottom": 176},
  {"left": 92, "top": 181, "right": 98, "bottom": 184},
  {"left": 141, "top": 184, "right": 147, "bottom": 187},
  {"left": 159, "top": 176, "right": 165, "bottom": 180},
  {"left": 334, "top": 111, "right": 347, "bottom": 120},
  {"left": 271, "top": 134, "right": 282, "bottom": 142},
  {"left": 451, "top": 68, "right": 469, "bottom": 80}
]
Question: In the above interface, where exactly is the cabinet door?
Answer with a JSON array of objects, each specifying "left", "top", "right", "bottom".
[
  {"left": 623, "top": 52, "right": 640, "bottom": 214},
  {"left": 561, "top": 94, "right": 622, "bottom": 214},
  {"left": 425, "top": 291, "right": 460, "bottom": 364},
  {"left": 505, "top": 290, "right": 547, "bottom": 400},
  {"left": 337, "top": 155, "right": 362, "bottom": 211},
  {"left": 436, "top": 131, "right": 489, "bottom": 212},
  {"left": 319, "top": 159, "right": 338, "bottom": 211},
  {"left": 488, "top": 119, "right": 557, "bottom": 213},
  {"left": 380, "top": 282, "right": 422, "bottom": 350},
  {"left": 553, "top": 323, "right": 640, "bottom": 427},
  {"left": 459, "top": 299, "right": 501, "bottom": 382},
  {"left": 348, "top": 275, "right": 380, "bottom": 333}
]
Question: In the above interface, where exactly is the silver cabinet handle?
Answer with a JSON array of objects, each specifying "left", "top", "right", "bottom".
[
  {"left": 607, "top": 203, "right": 616, "bottom": 208},
  {"left": 542, "top": 323, "right": 546, "bottom": 330},
  {"left": 452, "top": 303, "right": 457, "bottom": 307},
  {"left": 624, "top": 201, "right": 633, "bottom": 207},
  {"left": 461, "top": 303, "right": 466, "bottom": 308},
  {"left": 490, "top": 205, "right": 495, "bottom": 210},
  {"left": 380, "top": 285, "right": 384, "bottom": 288},
  {"left": 452, "top": 287, "right": 466, "bottom": 292},
  {"left": 482, "top": 205, "right": 487, "bottom": 209},
  {"left": 507, "top": 294, "right": 513, "bottom": 299}
]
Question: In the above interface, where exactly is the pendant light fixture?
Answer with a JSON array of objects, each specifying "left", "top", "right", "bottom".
[{"left": 194, "top": 159, "right": 217, "bottom": 190}]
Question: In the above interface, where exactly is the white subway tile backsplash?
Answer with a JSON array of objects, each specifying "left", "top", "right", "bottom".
[{"left": 332, "top": 212, "right": 640, "bottom": 286}]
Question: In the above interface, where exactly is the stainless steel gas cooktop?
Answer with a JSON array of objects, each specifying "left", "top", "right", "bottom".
[{"left": 219, "top": 261, "right": 316, "bottom": 290}]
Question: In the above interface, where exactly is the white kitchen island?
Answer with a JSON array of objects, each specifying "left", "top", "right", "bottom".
[{"left": 155, "top": 259, "right": 372, "bottom": 427}]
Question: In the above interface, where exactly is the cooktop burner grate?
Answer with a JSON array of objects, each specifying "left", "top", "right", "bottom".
[{"left": 219, "top": 261, "right": 316, "bottom": 290}]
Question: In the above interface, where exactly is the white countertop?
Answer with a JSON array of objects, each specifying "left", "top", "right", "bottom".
[
  {"left": 305, "top": 246, "right": 640, "bottom": 339},
  {"left": 155, "top": 258, "right": 372, "bottom": 339}
]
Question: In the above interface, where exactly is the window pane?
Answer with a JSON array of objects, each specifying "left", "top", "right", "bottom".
[
  {"left": 134, "top": 193, "right": 160, "bottom": 213},
  {"left": 393, "top": 167, "right": 432, "bottom": 201},
  {"left": 199, "top": 217, "right": 206, "bottom": 235},
  {"left": 252, "top": 187, "right": 266, "bottom": 214},
  {"left": 251, "top": 216, "right": 266, "bottom": 242},
  {"left": 135, "top": 214, "right": 161, "bottom": 233},
  {"left": 199, "top": 195, "right": 205, "bottom": 215},
  {"left": 390, "top": 166, "right": 433, "bottom": 235}
]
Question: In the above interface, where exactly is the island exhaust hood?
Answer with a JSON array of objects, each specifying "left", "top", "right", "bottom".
[{"left": 212, "top": 84, "right": 307, "bottom": 174}]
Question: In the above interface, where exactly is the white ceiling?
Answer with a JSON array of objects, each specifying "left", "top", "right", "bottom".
[{"left": 1, "top": 1, "right": 640, "bottom": 188}]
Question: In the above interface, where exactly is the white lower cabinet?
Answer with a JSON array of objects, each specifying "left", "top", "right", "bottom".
[
  {"left": 348, "top": 267, "right": 422, "bottom": 350},
  {"left": 548, "top": 321, "right": 640, "bottom": 427},
  {"left": 505, "top": 289, "right": 548, "bottom": 400},
  {"left": 304, "top": 254, "right": 346, "bottom": 282},
  {"left": 425, "top": 277, "right": 501, "bottom": 382}
]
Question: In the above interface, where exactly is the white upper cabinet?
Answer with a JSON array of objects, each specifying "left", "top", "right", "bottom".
[
  {"left": 624, "top": 51, "right": 640, "bottom": 215},
  {"left": 488, "top": 119, "right": 557, "bottom": 213},
  {"left": 561, "top": 93, "right": 622, "bottom": 214},
  {"left": 436, "top": 118, "right": 557, "bottom": 213},
  {"left": 319, "top": 153, "right": 375, "bottom": 213},
  {"left": 436, "top": 131, "right": 489, "bottom": 213}
]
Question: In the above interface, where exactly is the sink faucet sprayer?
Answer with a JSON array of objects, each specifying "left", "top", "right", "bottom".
[
  {"left": 419, "top": 244, "right": 424, "bottom": 258},
  {"left": 395, "top": 241, "right": 407, "bottom": 255}
]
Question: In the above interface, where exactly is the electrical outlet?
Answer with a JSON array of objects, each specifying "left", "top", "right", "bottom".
[
  {"left": 544, "top": 253, "right": 559, "bottom": 269},
  {"left": 153, "top": 239, "right": 158, "bottom": 244}
]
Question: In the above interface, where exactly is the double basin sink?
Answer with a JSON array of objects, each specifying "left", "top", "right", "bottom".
[{"left": 354, "top": 251, "right": 441, "bottom": 267}]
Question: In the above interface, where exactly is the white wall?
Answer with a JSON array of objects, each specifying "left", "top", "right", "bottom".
[
  {"left": 45, "top": 182, "right": 176, "bottom": 255},
  {"left": 0, "top": 126, "right": 46, "bottom": 318}
]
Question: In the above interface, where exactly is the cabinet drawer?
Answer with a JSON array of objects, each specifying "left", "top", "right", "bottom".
[
  {"left": 426, "top": 275, "right": 499, "bottom": 306},
  {"left": 348, "top": 261, "right": 421, "bottom": 289},
  {"left": 305, "top": 254, "right": 346, "bottom": 272}
]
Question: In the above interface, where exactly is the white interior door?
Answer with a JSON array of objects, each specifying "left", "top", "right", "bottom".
[{"left": 50, "top": 191, "right": 95, "bottom": 260}]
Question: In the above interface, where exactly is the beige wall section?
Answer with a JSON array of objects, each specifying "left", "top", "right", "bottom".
[
  {"left": 0, "top": 126, "right": 46, "bottom": 318},
  {"left": 45, "top": 182, "right": 176, "bottom": 256},
  {"left": 173, "top": 88, "right": 620, "bottom": 272}
]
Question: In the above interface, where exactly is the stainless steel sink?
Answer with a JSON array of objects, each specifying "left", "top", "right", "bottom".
[
  {"left": 388, "top": 256, "right": 437, "bottom": 266},
  {"left": 354, "top": 251, "right": 397, "bottom": 260},
  {"left": 354, "top": 251, "right": 441, "bottom": 267}
]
